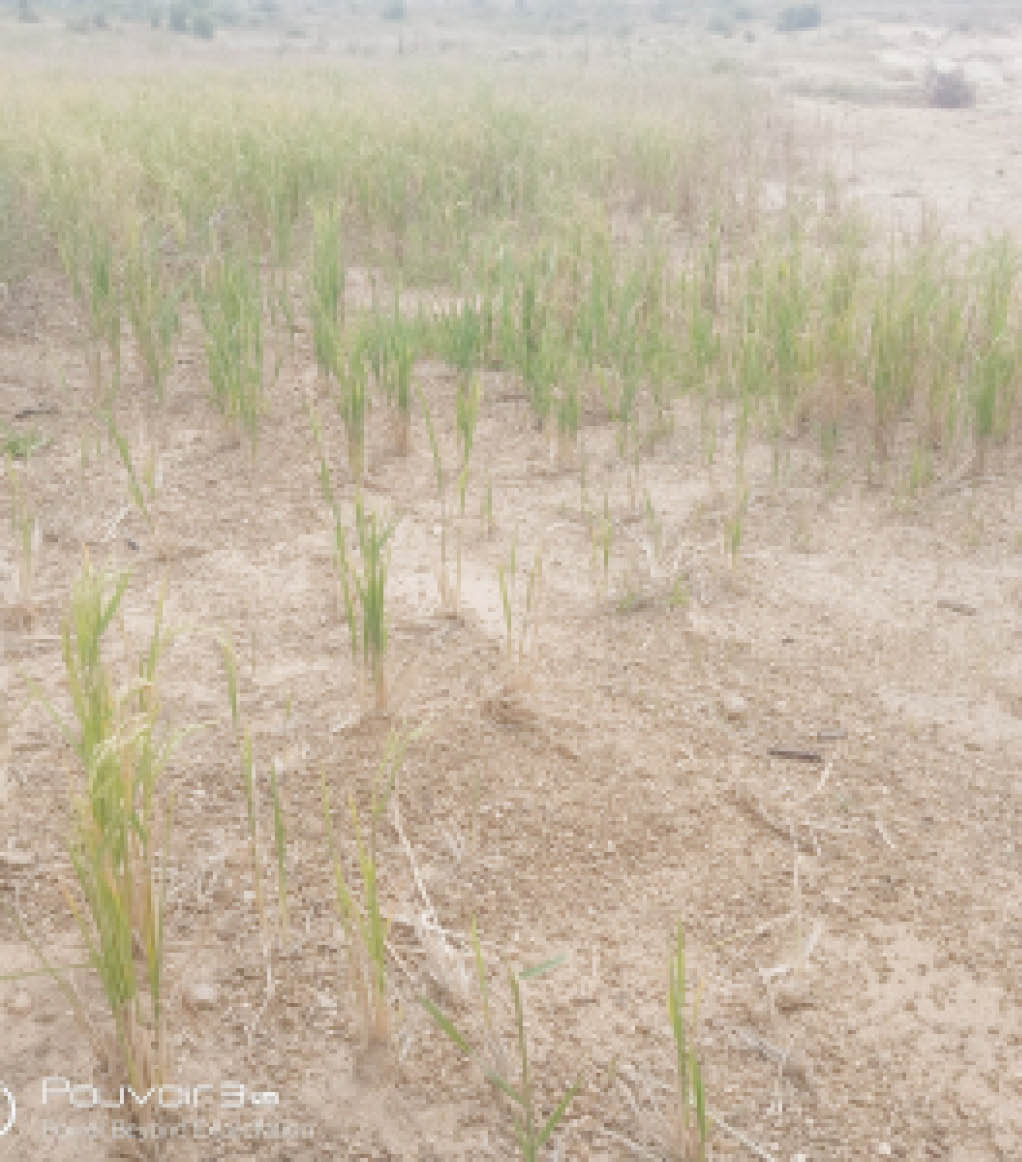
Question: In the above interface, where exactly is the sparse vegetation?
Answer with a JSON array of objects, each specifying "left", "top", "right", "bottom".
[
  {"left": 423, "top": 943, "right": 581, "bottom": 1160},
  {"left": 0, "top": 23, "right": 1018, "bottom": 1162}
]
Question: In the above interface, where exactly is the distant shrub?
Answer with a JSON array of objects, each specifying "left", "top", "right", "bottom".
[
  {"left": 382, "top": 0, "right": 407, "bottom": 19},
  {"left": 192, "top": 10, "right": 215, "bottom": 36},
  {"left": 708, "top": 13, "right": 733, "bottom": 35},
  {"left": 776, "top": 3, "right": 821, "bottom": 31},
  {"left": 923, "top": 64, "right": 976, "bottom": 109},
  {"left": 168, "top": 0, "right": 188, "bottom": 30},
  {"left": 213, "top": 0, "right": 241, "bottom": 25}
]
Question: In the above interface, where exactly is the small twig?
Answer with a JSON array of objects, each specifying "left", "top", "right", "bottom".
[
  {"left": 767, "top": 747, "right": 824, "bottom": 764},
  {"left": 936, "top": 598, "right": 977, "bottom": 616}
]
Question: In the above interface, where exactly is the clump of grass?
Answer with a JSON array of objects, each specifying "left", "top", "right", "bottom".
[
  {"left": 41, "top": 559, "right": 179, "bottom": 1108},
  {"left": 668, "top": 924, "right": 709, "bottom": 1160},
  {"left": 1, "top": 424, "right": 46, "bottom": 460},
  {"left": 423, "top": 935, "right": 581, "bottom": 1161}
]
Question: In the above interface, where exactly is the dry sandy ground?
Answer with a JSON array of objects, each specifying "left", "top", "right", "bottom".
[{"left": 1, "top": 9, "right": 1021, "bottom": 1162}]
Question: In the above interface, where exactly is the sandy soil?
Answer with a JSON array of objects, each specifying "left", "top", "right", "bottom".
[{"left": 1, "top": 8, "right": 1021, "bottom": 1162}]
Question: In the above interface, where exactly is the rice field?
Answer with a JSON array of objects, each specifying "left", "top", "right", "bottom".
[{"left": 1, "top": 7, "right": 1020, "bottom": 1160}]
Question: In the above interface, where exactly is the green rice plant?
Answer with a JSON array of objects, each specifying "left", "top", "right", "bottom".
[
  {"left": 390, "top": 307, "right": 415, "bottom": 454},
  {"left": 353, "top": 494, "right": 395, "bottom": 711},
  {"left": 497, "top": 539, "right": 517, "bottom": 657},
  {"left": 456, "top": 374, "right": 482, "bottom": 514},
  {"left": 70, "top": 221, "right": 122, "bottom": 401},
  {"left": 423, "top": 942, "right": 581, "bottom": 1161},
  {"left": 196, "top": 248, "right": 265, "bottom": 445},
  {"left": 726, "top": 474, "right": 749, "bottom": 566},
  {"left": 124, "top": 226, "right": 181, "bottom": 402},
  {"left": 311, "top": 205, "right": 345, "bottom": 380},
  {"left": 970, "top": 239, "right": 1019, "bottom": 465},
  {"left": 339, "top": 343, "right": 369, "bottom": 482},
  {"left": 321, "top": 734, "right": 402, "bottom": 1051},
  {"left": 218, "top": 636, "right": 269, "bottom": 946},
  {"left": 520, "top": 550, "right": 543, "bottom": 664},
  {"left": 668, "top": 924, "right": 709, "bottom": 1160},
  {"left": 103, "top": 407, "right": 155, "bottom": 533},
  {"left": 419, "top": 386, "right": 456, "bottom": 608},
  {"left": 45, "top": 560, "right": 179, "bottom": 1103}
]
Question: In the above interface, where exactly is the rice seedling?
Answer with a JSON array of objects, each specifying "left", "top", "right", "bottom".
[
  {"left": 593, "top": 492, "right": 614, "bottom": 596},
  {"left": 668, "top": 924, "right": 709, "bottom": 1161},
  {"left": 310, "top": 412, "right": 392, "bottom": 704},
  {"left": 497, "top": 539, "right": 517, "bottom": 657},
  {"left": 727, "top": 475, "right": 749, "bottom": 567},
  {"left": 339, "top": 342, "right": 370, "bottom": 482},
  {"left": 124, "top": 225, "right": 182, "bottom": 402},
  {"left": 312, "top": 205, "right": 345, "bottom": 381},
  {"left": 321, "top": 732, "right": 404, "bottom": 1052},
  {"left": 423, "top": 940, "right": 581, "bottom": 1161},
  {"left": 969, "top": 238, "right": 1019, "bottom": 467},
  {"left": 419, "top": 386, "right": 456, "bottom": 609},
  {"left": 520, "top": 549, "right": 544, "bottom": 664},
  {"left": 103, "top": 407, "right": 156, "bottom": 533},
  {"left": 196, "top": 247, "right": 265, "bottom": 446},
  {"left": 42, "top": 560, "right": 180, "bottom": 1110},
  {"left": 309, "top": 408, "right": 359, "bottom": 648},
  {"left": 353, "top": 494, "right": 395, "bottom": 711},
  {"left": 72, "top": 221, "right": 122, "bottom": 402},
  {"left": 456, "top": 373, "right": 482, "bottom": 514},
  {"left": 219, "top": 636, "right": 269, "bottom": 947},
  {"left": 389, "top": 305, "right": 416, "bottom": 454}
]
